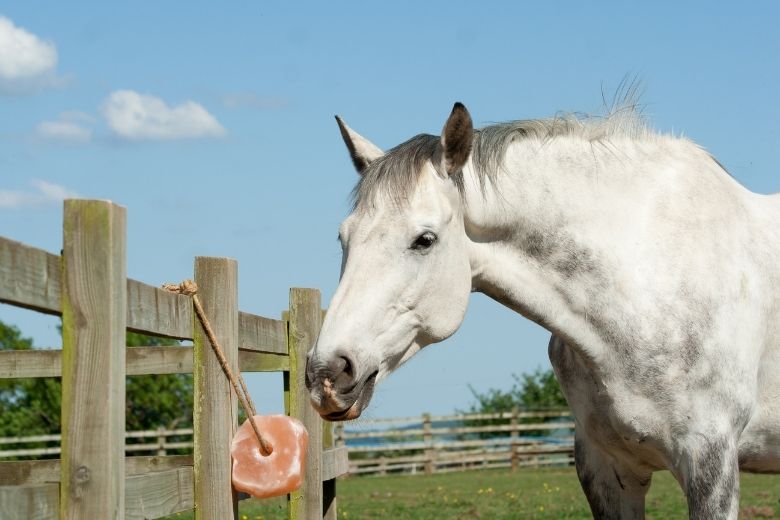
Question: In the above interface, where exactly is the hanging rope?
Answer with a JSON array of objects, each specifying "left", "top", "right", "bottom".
[{"left": 162, "top": 279, "right": 273, "bottom": 456}]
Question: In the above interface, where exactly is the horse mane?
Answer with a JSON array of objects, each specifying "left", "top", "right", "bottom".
[{"left": 352, "top": 106, "right": 650, "bottom": 210}]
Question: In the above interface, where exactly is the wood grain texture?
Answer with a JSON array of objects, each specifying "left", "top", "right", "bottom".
[
  {"left": 321, "top": 446, "right": 349, "bottom": 482},
  {"left": 238, "top": 312, "right": 287, "bottom": 354},
  {"left": 0, "top": 460, "right": 60, "bottom": 486},
  {"left": 238, "top": 350, "right": 290, "bottom": 372},
  {"left": 0, "top": 467, "right": 195, "bottom": 520},
  {"left": 193, "top": 257, "right": 238, "bottom": 520},
  {"left": 0, "top": 456, "right": 193, "bottom": 486},
  {"left": 0, "top": 483, "right": 59, "bottom": 520},
  {"left": 0, "top": 237, "right": 61, "bottom": 315},
  {"left": 127, "top": 346, "right": 192, "bottom": 375},
  {"left": 127, "top": 279, "right": 193, "bottom": 339},
  {"left": 288, "top": 288, "right": 322, "bottom": 520},
  {"left": 0, "top": 236, "right": 193, "bottom": 340},
  {"left": 0, "top": 237, "right": 192, "bottom": 341},
  {"left": 125, "top": 455, "right": 193, "bottom": 476},
  {"left": 1, "top": 347, "right": 194, "bottom": 379},
  {"left": 0, "top": 350, "right": 61, "bottom": 378},
  {"left": 125, "top": 467, "right": 194, "bottom": 520},
  {"left": 60, "top": 199, "right": 126, "bottom": 520}
]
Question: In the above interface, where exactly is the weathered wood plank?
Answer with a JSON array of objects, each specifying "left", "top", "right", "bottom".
[
  {"left": 126, "top": 455, "right": 192, "bottom": 475},
  {"left": 0, "top": 350, "right": 60, "bottom": 378},
  {"left": 0, "top": 456, "right": 193, "bottom": 486},
  {"left": 0, "top": 483, "right": 59, "bottom": 519},
  {"left": 0, "top": 460, "right": 60, "bottom": 486},
  {"left": 127, "top": 279, "right": 193, "bottom": 339},
  {"left": 193, "top": 257, "right": 238, "bottom": 520},
  {"left": 238, "top": 312, "right": 287, "bottom": 354},
  {"left": 125, "top": 467, "right": 194, "bottom": 520},
  {"left": 322, "top": 446, "right": 349, "bottom": 482},
  {"left": 0, "top": 347, "right": 194, "bottom": 379},
  {"left": 0, "top": 237, "right": 195, "bottom": 340},
  {"left": 288, "top": 288, "right": 323, "bottom": 520},
  {"left": 0, "top": 467, "right": 197, "bottom": 520},
  {"left": 238, "top": 350, "right": 289, "bottom": 372},
  {"left": 127, "top": 346, "right": 192, "bottom": 375},
  {"left": 60, "top": 199, "right": 127, "bottom": 520},
  {"left": 0, "top": 237, "right": 61, "bottom": 315}
]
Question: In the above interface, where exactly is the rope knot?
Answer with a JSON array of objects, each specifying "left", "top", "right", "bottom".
[{"left": 162, "top": 279, "right": 198, "bottom": 296}]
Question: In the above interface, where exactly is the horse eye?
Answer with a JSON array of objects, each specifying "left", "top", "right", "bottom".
[{"left": 411, "top": 232, "right": 437, "bottom": 251}]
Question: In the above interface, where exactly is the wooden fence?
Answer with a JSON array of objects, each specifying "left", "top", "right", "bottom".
[
  {"left": 0, "top": 428, "right": 195, "bottom": 459},
  {"left": 0, "top": 199, "right": 348, "bottom": 520},
  {"left": 335, "top": 410, "right": 575, "bottom": 476}
]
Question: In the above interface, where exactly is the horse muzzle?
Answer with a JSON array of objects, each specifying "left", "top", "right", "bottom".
[{"left": 305, "top": 351, "right": 378, "bottom": 421}]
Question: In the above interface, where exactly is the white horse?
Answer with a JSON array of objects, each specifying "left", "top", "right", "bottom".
[{"left": 305, "top": 102, "right": 780, "bottom": 519}]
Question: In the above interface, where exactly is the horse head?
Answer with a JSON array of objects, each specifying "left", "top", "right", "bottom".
[{"left": 306, "top": 104, "right": 475, "bottom": 420}]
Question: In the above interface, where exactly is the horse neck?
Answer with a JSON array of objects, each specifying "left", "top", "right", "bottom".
[{"left": 460, "top": 133, "right": 742, "bottom": 353}]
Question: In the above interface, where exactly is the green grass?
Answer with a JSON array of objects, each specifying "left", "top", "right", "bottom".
[{"left": 166, "top": 467, "right": 780, "bottom": 519}]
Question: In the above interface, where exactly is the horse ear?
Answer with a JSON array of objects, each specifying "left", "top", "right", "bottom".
[
  {"left": 440, "top": 102, "right": 473, "bottom": 176},
  {"left": 335, "top": 116, "right": 384, "bottom": 176}
]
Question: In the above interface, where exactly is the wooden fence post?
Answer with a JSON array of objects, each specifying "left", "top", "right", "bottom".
[
  {"left": 193, "top": 257, "right": 239, "bottom": 520},
  {"left": 322, "top": 422, "right": 337, "bottom": 520},
  {"left": 60, "top": 199, "right": 127, "bottom": 519},
  {"left": 423, "top": 413, "right": 434, "bottom": 475},
  {"left": 288, "top": 288, "right": 322, "bottom": 520},
  {"left": 510, "top": 406, "right": 519, "bottom": 473}
]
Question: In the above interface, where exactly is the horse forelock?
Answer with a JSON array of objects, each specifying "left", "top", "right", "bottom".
[
  {"left": 351, "top": 133, "right": 440, "bottom": 211},
  {"left": 350, "top": 105, "right": 653, "bottom": 211}
]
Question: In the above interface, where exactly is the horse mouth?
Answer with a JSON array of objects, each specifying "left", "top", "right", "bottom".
[{"left": 321, "top": 370, "right": 378, "bottom": 422}]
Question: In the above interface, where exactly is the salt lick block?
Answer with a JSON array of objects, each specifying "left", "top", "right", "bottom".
[{"left": 231, "top": 414, "right": 309, "bottom": 499}]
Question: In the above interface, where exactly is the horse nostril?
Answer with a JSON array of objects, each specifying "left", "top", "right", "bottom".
[
  {"left": 328, "top": 351, "right": 357, "bottom": 391},
  {"left": 340, "top": 355, "right": 353, "bottom": 378}
]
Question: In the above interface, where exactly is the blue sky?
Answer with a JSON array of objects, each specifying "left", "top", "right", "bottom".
[{"left": 1, "top": 2, "right": 779, "bottom": 420}]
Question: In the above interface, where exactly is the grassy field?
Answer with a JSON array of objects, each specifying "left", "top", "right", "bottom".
[{"left": 167, "top": 467, "right": 780, "bottom": 519}]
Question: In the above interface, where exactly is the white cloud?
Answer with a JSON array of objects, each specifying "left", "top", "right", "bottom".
[
  {"left": 0, "top": 180, "right": 80, "bottom": 210},
  {"left": 0, "top": 16, "right": 59, "bottom": 94},
  {"left": 36, "top": 120, "right": 92, "bottom": 143},
  {"left": 102, "top": 90, "right": 225, "bottom": 141},
  {"left": 35, "top": 111, "right": 95, "bottom": 144}
]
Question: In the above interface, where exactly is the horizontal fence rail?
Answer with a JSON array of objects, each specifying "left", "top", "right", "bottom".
[{"left": 336, "top": 409, "right": 575, "bottom": 476}]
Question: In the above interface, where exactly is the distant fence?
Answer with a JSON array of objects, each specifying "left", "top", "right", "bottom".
[
  {"left": 2, "top": 409, "right": 576, "bottom": 479},
  {"left": 0, "top": 428, "right": 196, "bottom": 459},
  {"left": 0, "top": 199, "right": 347, "bottom": 520},
  {"left": 335, "top": 409, "right": 575, "bottom": 476}
]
